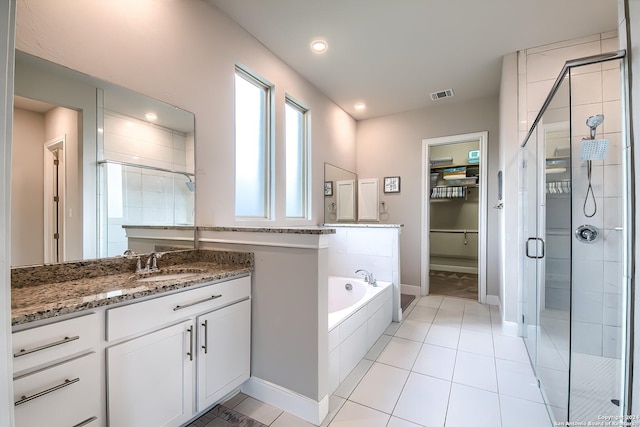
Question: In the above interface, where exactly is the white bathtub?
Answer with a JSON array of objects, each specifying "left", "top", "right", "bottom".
[{"left": 327, "top": 276, "right": 393, "bottom": 394}]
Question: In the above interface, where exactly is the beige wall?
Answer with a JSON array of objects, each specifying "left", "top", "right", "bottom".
[
  {"left": 356, "top": 95, "right": 500, "bottom": 294},
  {"left": 15, "top": 0, "right": 357, "bottom": 229},
  {"left": 11, "top": 107, "right": 44, "bottom": 265},
  {"left": 45, "top": 107, "right": 82, "bottom": 261},
  {"left": 11, "top": 106, "right": 82, "bottom": 266},
  {"left": 498, "top": 52, "right": 519, "bottom": 322}
]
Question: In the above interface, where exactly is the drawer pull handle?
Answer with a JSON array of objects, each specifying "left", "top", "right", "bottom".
[
  {"left": 187, "top": 326, "right": 194, "bottom": 361},
  {"left": 73, "top": 416, "right": 98, "bottom": 427},
  {"left": 14, "top": 335, "right": 80, "bottom": 358},
  {"left": 202, "top": 320, "right": 208, "bottom": 354},
  {"left": 173, "top": 295, "right": 222, "bottom": 311},
  {"left": 15, "top": 377, "right": 80, "bottom": 406}
]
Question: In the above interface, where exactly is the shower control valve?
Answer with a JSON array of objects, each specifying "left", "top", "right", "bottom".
[{"left": 575, "top": 224, "right": 599, "bottom": 244}]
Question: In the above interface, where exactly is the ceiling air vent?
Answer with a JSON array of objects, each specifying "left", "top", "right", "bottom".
[{"left": 430, "top": 89, "right": 454, "bottom": 101}]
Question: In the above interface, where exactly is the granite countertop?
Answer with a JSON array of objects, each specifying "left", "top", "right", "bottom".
[
  {"left": 323, "top": 223, "right": 404, "bottom": 228},
  {"left": 198, "top": 225, "right": 336, "bottom": 234},
  {"left": 11, "top": 249, "right": 253, "bottom": 326}
]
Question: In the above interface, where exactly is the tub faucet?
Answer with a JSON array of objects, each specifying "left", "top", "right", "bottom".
[{"left": 356, "top": 269, "right": 377, "bottom": 286}]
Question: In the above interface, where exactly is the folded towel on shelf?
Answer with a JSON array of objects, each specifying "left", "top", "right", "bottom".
[{"left": 431, "top": 186, "right": 466, "bottom": 199}]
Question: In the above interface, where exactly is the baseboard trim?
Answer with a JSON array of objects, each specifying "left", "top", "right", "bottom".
[
  {"left": 241, "top": 377, "right": 328, "bottom": 425},
  {"left": 400, "top": 284, "right": 420, "bottom": 296},
  {"left": 486, "top": 294, "right": 500, "bottom": 306}
]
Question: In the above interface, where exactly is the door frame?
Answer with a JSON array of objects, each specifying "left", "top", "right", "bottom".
[
  {"left": 43, "top": 135, "right": 66, "bottom": 263},
  {"left": 420, "top": 131, "right": 488, "bottom": 303}
]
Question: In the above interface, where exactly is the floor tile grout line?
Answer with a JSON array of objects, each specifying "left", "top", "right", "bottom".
[
  {"left": 492, "top": 332, "right": 506, "bottom": 427},
  {"left": 221, "top": 296, "right": 521, "bottom": 427}
]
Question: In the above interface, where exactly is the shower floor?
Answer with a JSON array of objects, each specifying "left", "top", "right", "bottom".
[
  {"left": 539, "top": 309, "right": 622, "bottom": 423},
  {"left": 428, "top": 270, "right": 478, "bottom": 300}
]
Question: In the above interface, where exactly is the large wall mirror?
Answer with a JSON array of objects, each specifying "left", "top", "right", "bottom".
[
  {"left": 324, "top": 163, "right": 357, "bottom": 224},
  {"left": 12, "top": 51, "right": 195, "bottom": 267}
]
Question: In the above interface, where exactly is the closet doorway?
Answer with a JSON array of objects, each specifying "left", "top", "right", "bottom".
[{"left": 421, "top": 131, "right": 487, "bottom": 302}]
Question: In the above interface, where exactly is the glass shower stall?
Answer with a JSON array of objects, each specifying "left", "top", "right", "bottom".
[{"left": 520, "top": 50, "right": 631, "bottom": 423}]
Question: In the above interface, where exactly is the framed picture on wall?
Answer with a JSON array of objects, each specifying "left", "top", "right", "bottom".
[
  {"left": 324, "top": 181, "right": 333, "bottom": 196},
  {"left": 383, "top": 176, "right": 401, "bottom": 193}
]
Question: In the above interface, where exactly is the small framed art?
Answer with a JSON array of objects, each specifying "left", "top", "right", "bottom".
[
  {"left": 383, "top": 176, "right": 401, "bottom": 193},
  {"left": 324, "top": 181, "right": 333, "bottom": 196}
]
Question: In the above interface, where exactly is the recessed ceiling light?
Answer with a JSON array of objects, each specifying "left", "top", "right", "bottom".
[
  {"left": 145, "top": 112, "right": 158, "bottom": 121},
  {"left": 354, "top": 103, "right": 366, "bottom": 111},
  {"left": 311, "top": 39, "right": 328, "bottom": 54}
]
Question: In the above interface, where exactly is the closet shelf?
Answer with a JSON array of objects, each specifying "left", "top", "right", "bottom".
[{"left": 430, "top": 163, "right": 480, "bottom": 171}]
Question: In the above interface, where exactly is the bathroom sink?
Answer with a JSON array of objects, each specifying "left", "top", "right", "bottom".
[{"left": 134, "top": 267, "right": 206, "bottom": 283}]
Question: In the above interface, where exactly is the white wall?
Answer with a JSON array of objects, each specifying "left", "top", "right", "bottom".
[
  {"left": 15, "top": 0, "right": 357, "bottom": 229},
  {"left": 356, "top": 96, "right": 500, "bottom": 296},
  {"left": 0, "top": 1, "right": 16, "bottom": 425}
]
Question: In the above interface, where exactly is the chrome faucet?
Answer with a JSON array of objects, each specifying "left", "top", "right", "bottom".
[
  {"left": 123, "top": 249, "right": 143, "bottom": 273},
  {"left": 355, "top": 269, "right": 377, "bottom": 286},
  {"left": 145, "top": 252, "right": 161, "bottom": 272}
]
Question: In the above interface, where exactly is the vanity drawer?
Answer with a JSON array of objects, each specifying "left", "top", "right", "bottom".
[
  {"left": 12, "top": 313, "right": 99, "bottom": 373},
  {"left": 106, "top": 275, "right": 251, "bottom": 342},
  {"left": 14, "top": 352, "right": 101, "bottom": 427}
]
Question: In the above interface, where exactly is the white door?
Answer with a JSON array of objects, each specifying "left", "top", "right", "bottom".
[
  {"left": 107, "top": 321, "right": 194, "bottom": 427},
  {"left": 197, "top": 299, "right": 251, "bottom": 410}
]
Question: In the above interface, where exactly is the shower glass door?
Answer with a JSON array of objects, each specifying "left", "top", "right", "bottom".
[
  {"left": 521, "top": 71, "right": 572, "bottom": 422},
  {"left": 521, "top": 53, "right": 628, "bottom": 424},
  {"left": 567, "top": 60, "right": 627, "bottom": 422}
]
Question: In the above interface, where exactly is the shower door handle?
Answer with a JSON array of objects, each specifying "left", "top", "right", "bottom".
[{"left": 526, "top": 237, "right": 545, "bottom": 259}]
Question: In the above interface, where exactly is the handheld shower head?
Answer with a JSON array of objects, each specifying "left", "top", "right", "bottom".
[
  {"left": 185, "top": 176, "right": 195, "bottom": 192},
  {"left": 586, "top": 114, "right": 604, "bottom": 139}
]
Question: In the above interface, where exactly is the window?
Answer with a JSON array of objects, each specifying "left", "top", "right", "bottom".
[
  {"left": 235, "top": 68, "right": 272, "bottom": 218},
  {"left": 285, "top": 97, "right": 309, "bottom": 218}
]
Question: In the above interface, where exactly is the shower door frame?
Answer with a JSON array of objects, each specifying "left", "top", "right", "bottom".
[
  {"left": 519, "top": 49, "right": 631, "bottom": 420},
  {"left": 420, "top": 131, "right": 489, "bottom": 303}
]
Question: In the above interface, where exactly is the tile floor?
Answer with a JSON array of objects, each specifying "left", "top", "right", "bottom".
[{"left": 187, "top": 295, "right": 554, "bottom": 427}]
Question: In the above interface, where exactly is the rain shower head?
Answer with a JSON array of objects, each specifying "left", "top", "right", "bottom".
[
  {"left": 586, "top": 114, "right": 604, "bottom": 139},
  {"left": 580, "top": 114, "right": 609, "bottom": 161}
]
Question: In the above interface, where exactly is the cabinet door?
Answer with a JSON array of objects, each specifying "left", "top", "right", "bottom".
[
  {"left": 14, "top": 352, "right": 100, "bottom": 427},
  {"left": 107, "top": 321, "right": 194, "bottom": 427},
  {"left": 197, "top": 299, "right": 251, "bottom": 410},
  {"left": 336, "top": 180, "right": 356, "bottom": 221},
  {"left": 358, "top": 178, "right": 379, "bottom": 221}
]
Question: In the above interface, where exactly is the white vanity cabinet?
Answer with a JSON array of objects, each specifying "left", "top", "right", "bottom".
[
  {"left": 11, "top": 313, "right": 101, "bottom": 427},
  {"left": 107, "top": 321, "right": 194, "bottom": 427},
  {"left": 197, "top": 298, "right": 251, "bottom": 409},
  {"left": 106, "top": 275, "right": 251, "bottom": 426}
]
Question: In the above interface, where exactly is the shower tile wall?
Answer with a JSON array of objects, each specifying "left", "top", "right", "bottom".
[
  {"left": 327, "top": 227, "right": 400, "bottom": 286},
  {"left": 102, "top": 112, "right": 195, "bottom": 255},
  {"left": 519, "top": 31, "right": 622, "bottom": 358}
]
